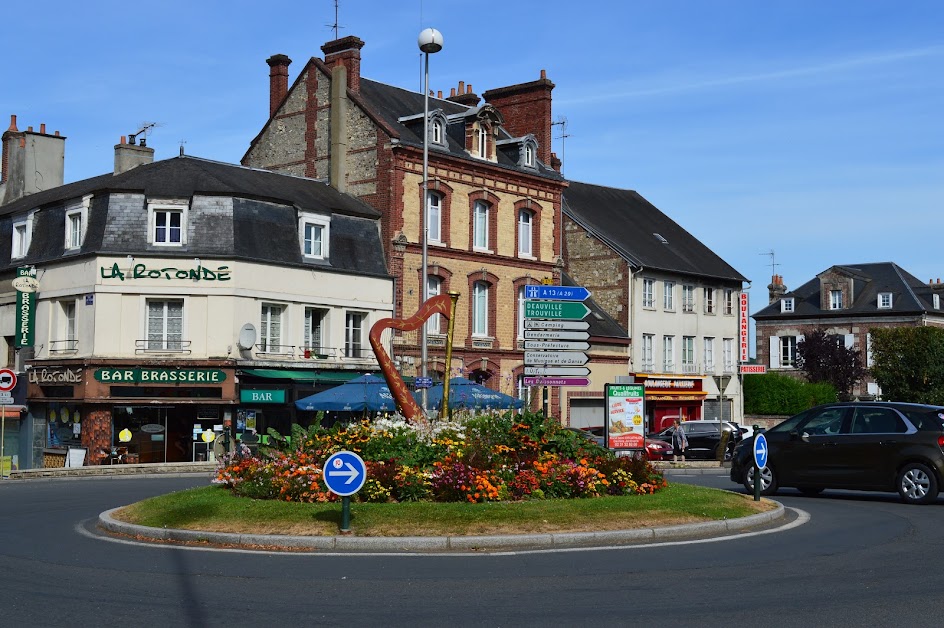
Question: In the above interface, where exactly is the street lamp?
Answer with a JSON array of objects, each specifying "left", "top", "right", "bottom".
[{"left": 418, "top": 27, "right": 443, "bottom": 414}]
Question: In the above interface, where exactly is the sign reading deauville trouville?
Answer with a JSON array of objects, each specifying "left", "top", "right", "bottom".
[{"left": 95, "top": 368, "right": 227, "bottom": 384}]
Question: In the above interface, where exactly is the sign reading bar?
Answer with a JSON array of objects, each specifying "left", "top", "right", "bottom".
[
  {"left": 95, "top": 368, "right": 227, "bottom": 384},
  {"left": 15, "top": 266, "right": 37, "bottom": 348},
  {"left": 240, "top": 389, "right": 286, "bottom": 403},
  {"left": 524, "top": 300, "right": 590, "bottom": 320}
]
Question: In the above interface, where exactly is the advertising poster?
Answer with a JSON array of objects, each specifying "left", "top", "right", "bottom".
[{"left": 605, "top": 384, "right": 645, "bottom": 449}]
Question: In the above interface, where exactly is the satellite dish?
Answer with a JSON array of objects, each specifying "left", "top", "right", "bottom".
[{"left": 237, "top": 323, "right": 257, "bottom": 350}]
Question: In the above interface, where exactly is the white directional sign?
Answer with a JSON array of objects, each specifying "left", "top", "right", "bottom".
[
  {"left": 524, "top": 320, "right": 590, "bottom": 331},
  {"left": 524, "top": 366, "right": 591, "bottom": 376},
  {"left": 524, "top": 351, "right": 589, "bottom": 366},
  {"left": 524, "top": 341, "right": 591, "bottom": 351},
  {"left": 524, "top": 330, "right": 590, "bottom": 341}
]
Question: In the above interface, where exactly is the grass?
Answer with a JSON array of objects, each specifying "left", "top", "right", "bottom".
[{"left": 114, "top": 482, "right": 775, "bottom": 537}]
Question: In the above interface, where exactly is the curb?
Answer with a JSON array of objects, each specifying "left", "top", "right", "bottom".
[{"left": 98, "top": 500, "right": 785, "bottom": 553}]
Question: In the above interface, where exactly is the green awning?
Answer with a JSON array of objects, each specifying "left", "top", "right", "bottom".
[{"left": 240, "top": 369, "right": 365, "bottom": 384}]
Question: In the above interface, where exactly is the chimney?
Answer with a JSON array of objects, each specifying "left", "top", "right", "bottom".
[
  {"left": 550, "top": 151, "right": 562, "bottom": 173},
  {"left": 767, "top": 274, "right": 788, "bottom": 304},
  {"left": 482, "top": 70, "right": 555, "bottom": 164},
  {"left": 114, "top": 135, "right": 154, "bottom": 174},
  {"left": 1, "top": 115, "right": 65, "bottom": 204},
  {"left": 321, "top": 35, "right": 365, "bottom": 93},
  {"left": 447, "top": 81, "right": 481, "bottom": 107},
  {"left": 266, "top": 54, "right": 292, "bottom": 117}
]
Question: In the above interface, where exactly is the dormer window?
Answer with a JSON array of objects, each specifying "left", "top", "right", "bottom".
[
  {"left": 148, "top": 200, "right": 188, "bottom": 246},
  {"left": 476, "top": 124, "right": 488, "bottom": 159},
  {"left": 781, "top": 298, "right": 794, "bottom": 313},
  {"left": 830, "top": 289, "right": 843, "bottom": 310},
  {"left": 428, "top": 110, "right": 447, "bottom": 147},
  {"left": 12, "top": 215, "right": 32, "bottom": 259},
  {"left": 299, "top": 212, "right": 331, "bottom": 260},
  {"left": 524, "top": 144, "right": 535, "bottom": 167},
  {"left": 64, "top": 195, "right": 91, "bottom": 251},
  {"left": 878, "top": 292, "right": 893, "bottom": 309},
  {"left": 432, "top": 118, "right": 444, "bottom": 144},
  {"left": 935, "top": 294, "right": 941, "bottom": 310}
]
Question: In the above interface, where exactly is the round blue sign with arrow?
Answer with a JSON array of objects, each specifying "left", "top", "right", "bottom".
[
  {"left": 753, "top": 433, "right": 769, "bottom": 470},
  {"left": 323, "top": 451, "right": 367, "bottom": 497}
]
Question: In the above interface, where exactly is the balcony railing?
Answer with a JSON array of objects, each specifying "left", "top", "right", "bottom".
[
  {"left": 135, "top": 339, "right": 191, "bottom": 354},
  {"left": 662, "top": 361, "right": 675, "bottom": 373},
  {"left": 723, "top": 362, "right": 736, "bottom": 373},
  {"left": 681, "top": 362, "right": 698, "bottom": 374},
  {"left": 640, "top": 361, "right": 655, "bottom": 373},
  {"left": 49, "top": 339, "right": 78, "bottom": 355}
]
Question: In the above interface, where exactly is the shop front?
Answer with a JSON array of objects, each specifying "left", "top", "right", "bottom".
[{"left": 632, "top": 374, "right": 708, "bottom": 433}]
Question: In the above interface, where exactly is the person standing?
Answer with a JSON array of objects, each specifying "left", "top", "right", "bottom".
[{"left": 672, "top": 419, "right": 689, "bottom": 462}]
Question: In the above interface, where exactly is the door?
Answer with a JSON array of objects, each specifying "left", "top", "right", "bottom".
[
  {"left": 835, "top": 407, "right": 910, "bottom": 489},
  {"left": 775, "top": 406, "right": 850, "bottom": 486}
]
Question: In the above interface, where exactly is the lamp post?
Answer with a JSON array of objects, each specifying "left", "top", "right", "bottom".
[{"left": 418, "top": 27, "right": 443, "bottom": 414}]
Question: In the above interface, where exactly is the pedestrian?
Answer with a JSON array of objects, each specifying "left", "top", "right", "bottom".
[{"left": 672, "top": 419, "right": 689, "bottom": 462}]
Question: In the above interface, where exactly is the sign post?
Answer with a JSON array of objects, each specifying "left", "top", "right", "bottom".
[
  {"left": 524, "top": 286, "right": 593, "bottom": 397},
  {"left": 323, "top": 451, "right": 367, "bottom": 532},
  {"left": 0, "top": 369, "right": 16, "bottom": 479}
]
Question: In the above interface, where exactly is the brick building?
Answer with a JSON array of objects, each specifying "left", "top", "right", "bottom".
[{"left": 754, "top": 263, "right": 944, "bottom": 398}]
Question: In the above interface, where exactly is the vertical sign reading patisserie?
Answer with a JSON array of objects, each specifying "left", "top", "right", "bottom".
[
  {"left": 13, "top": 267, "right": 38, "bottom": 348},
  {"left": 604, "top": 383, "right": 645, "bottom": 450}
]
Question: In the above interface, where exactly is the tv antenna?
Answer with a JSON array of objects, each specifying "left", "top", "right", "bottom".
[
  {"left": 327, "top": 0, "right": 343, "bottom": 39},
  {"left": 128, "top": 122, "right": 158, "bottom": 147},
  {"left": 760, "top": 250, "right": 780, "bottom": 277},
  {"left": 551, "top": 116, "right": 570, "bottom": 174},
  {"left": 178, "top": 139, "right": 187, "bottom": 156}
]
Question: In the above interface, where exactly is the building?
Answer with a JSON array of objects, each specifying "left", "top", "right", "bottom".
[
  {"left": 0, "top": 118, "right": 393, "bottom": 469},
  {"left": 754, "top": 264, "right": 944, "bottom": 398},
  {"left": 562, "top": 181, "right": 749, "bottom": 431}
]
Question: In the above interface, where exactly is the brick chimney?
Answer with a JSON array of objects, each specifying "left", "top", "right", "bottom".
[
  {"left": 1, "top": 115, "right": 65, "bottom": 204},
  {"left": 447, "top": 81, "right": 481, "bottom": 107},
  {"left": 483, "top": 70, "right": 555, "bottom": 165},
  {"left": 114, "top": 135, "right": 154, "bottom": 174},
  {"left": 321, "top": 36, "right": 365, "bottom": 93},
  {"left": 768, "top": 274, "right": 788, "bottom": 304},
  {"left": 266, "top": 54, "right": 292, "bottom": 117}
]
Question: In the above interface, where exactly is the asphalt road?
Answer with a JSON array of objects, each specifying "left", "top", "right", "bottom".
[{"left": 1, "top": 472, "right": 941, "bottom": 627}]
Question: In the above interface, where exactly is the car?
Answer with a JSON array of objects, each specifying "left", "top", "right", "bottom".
[
  {"left": 730, "top": 402, "right": 944, "bottom": 504},
  {"left": 648, "top": 420, "right": 742, "bottom": 460},
  {"left": 563, "top": 426, "right": 605, "bottom": 447},
  {"left": 643, "top": 438, "right": 674, "bottom": 460},
  {"left": 731, "top": 422, "right": 754, "bottom": 439}
]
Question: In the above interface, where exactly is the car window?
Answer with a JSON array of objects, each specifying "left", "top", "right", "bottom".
[
  {"left": 902, "top": 408, "right": 944, "bottom": 431},
  {"left": 799, "top": 407, "right": 848, "bottom": 436},
  {"left": 683, "top": 423, "right": 718, "bottom": 434},
  {"left": 851, "top": 408, "right": 907, "bottom": 434},
  {"left": 766, "top": 409, "right": 813, "bottom": 434}
]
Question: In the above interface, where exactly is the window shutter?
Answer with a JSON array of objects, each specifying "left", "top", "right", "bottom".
[
  {"left": 769, "top": 336, "right": 779, "bottom": 368},
  {"left": 844, "top": 334, "right": 854, "bottom": 349}
]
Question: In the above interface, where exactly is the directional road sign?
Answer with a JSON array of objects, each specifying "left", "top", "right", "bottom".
[
  {"left": 524, "top": 319, "right": 590, "bottom": 331},
  {"left": 524, "top": 341, "right": 590, "bottom": 351},
  {"left": 323, "top": 450, "right": 367, "bottom": 497},
  {"left": 523, "top": 376, "right": 591, "bottom": 387},
  {"left": 524, "top": 351, "right": 589, "bottom": 366},
  {"left": 524, "top": 285, "right": 592, "bottom": 301},
  {"left": 753, "top": 433, "right": 769, "bottom": 470},
  {"left": 524, "top": 330, "right": 590, "bottom": 341},
  {"left": 524, "top": 366, "right": 591, "bottom": 377},
  {"left": 524, "top": 300, "right": 590, "bottom": 320}
]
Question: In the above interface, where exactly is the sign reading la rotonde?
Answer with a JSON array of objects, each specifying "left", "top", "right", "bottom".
[
  {"left": 28, "top": 367, "right": 84, "bottom": 385},
  {"left": 100, "top": 262, "right": 231, "bottom": 282}
]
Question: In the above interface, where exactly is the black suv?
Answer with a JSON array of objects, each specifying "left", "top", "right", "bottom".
[
  {"left": 649, "top": 420, "right": 741, "bottom": 460},
  {"left": 731, "top": 402, "right": 944, "bottom": 504}
]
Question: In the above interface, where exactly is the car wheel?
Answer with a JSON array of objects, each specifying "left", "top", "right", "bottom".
[
  {"left": 896, "top": 463, "right": 939, "bottom": 505},
  {"left": 798, "top": 487, "right": 824, "bottom": 497},
  {"left": 743, "top": 465, "right": 777, "bottom": 495},
  {"left": 723, "top": 443, "right": 735, "bottom": 462}
]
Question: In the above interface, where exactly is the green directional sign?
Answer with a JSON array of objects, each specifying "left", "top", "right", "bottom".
[{"left": 524, "top": 300, "right": 590, "bottom": 320}]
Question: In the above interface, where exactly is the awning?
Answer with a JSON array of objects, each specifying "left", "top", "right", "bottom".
[
  {"left": 240, "top": 369, "right": 364, "bottom": 384},
  {"left": 0, "top": 405, "right": 27, "bottom": 416}
]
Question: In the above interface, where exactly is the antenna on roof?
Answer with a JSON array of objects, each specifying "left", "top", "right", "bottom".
[
  {"left": 178, "top": 139, "right": 187, "bottom": 156},
  {"left": 760, "top": 249, "right": 780, "bottom": 277},
  {"left": 128, "top": 122, "right": 158, "bottom": 147},
  {"left": 327, "top": 0, "right": 343, "bottom": 39},
  {"left": 552, "top": 116, "right": 570, "bottom": 175}
]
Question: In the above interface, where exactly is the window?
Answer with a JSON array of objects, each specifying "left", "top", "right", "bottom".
[
  {"left": 427, "top": 276, "right": 442, "bottom": 334},
  {"left": 431, "top": 118, "right": 444, "bottom": 145},
  {"left": 427, "top": 192, "right": 442, "bottom": 243},
  {"left": 304, "top": 307, "right": 328, "bottom": 354},
  {"left": 518, "top": 209, "right": 533, "bottom": 257},
  {"left": 830, "top": 289, "right": 843, "bottom": 310},
  {"left": 682, "top": 285, "right": 695, "bottom": 312},
  {"left": 704, "top": 288, "right": 715, "bottom": 314},
  {"left": 780, "top": 336, "right": 797, "bottom": 367},
  {"left": 65, "top": 198, "right": 90, "bottom": 251},
  {"left": 260, "top": 303, "right": 284, "bottom": 351},
  {"left": 524, "top": 143, "right": 535, "bottom": 167},
  {"left": 641, "top": 334, "right": 654, "bottom": 372},
  {"left": 299, "top": 213, "right": 330, "bottom": 259},
  {"left": 53, "top": 300, "right": 77, "bottom": 353},
  {"left": 517, "top": 286, "right": 526, "bottom": 341},
  {"left": 682, "top": 336, "right": 696, "bottom": 373},
  {"left": 12, "top": 218, "right": 30, "bottom": 258},
  {"left": 704, "top": 337, "right": 715, "bottom": 372},
  {"left": 935, "top": 294, "right": 941, "bottom": 310},
  {"left": 476, "top": 125, "right": 488, "bottom": 159},
  {"left": 147, "top": 300, "right": 183, "bottom": 351},
  {"left": 345, "top": 312, "right": 366, "bottom": 358},
  {"left": 473, "top": 201, "right": 489, "bottom": 250},
  {"left": 724, "top": 289, "right": 735, "bottom": 315},
  {"left": 781, "top": 298, "right": 795, "bottom": 313},
  {"left": 663, "top": 281, "right": 675, "bottom": 310},
  {"left": 472, "top": 281, "right": 489, "bottom": 336},
  {"left": 642, "top": 279, "right": 655, "bottom": 309},
  {"left": 149, "top": 203, "right": 186, "bottom": 246},
  {"left": 723, "top": 338, "right": 735, "bottom": 372},
  {"left": 851, "top": 408, "right": 906, "bottom": 434},
  {"left": 662, "top": 335, "right": 675, "bottom": 372},
  {"left": 878, "top": 292, "right": 892, "bottom": 309}
]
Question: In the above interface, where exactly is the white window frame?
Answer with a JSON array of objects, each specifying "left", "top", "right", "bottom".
[
  {"left": 517, "top": 209, "right": 533, "bottom": 257},
  {"left": 682, "top": 336, "right": 696, "bottom": 373},
  {"left": 663, "top": 281, "right": 675, "bottom": 311},
  {"left": 345, "top": 311, "right": 367, "bottom": 359},
  {"left": 476, "top": 125, "right": 488, "bottom": 159},
  {"left": 146, "top": 298, "right": 185, "bottom": 351},
  {"left": 299, "top": 212, "right": 331, "bottom": 260},
  {"left": 724, "top": 289, "right": 735, "bottom": 315},
  {"left": 517, "top": 286, "right": 526, "bottom": 341},
  {"left": 642, "top": 279, "right": 655, "bottom": 309},
  {"left": 473, "top": 201, "right": 489, "bottom": 251},
  {"left": 703, "top": 288, "right": 715, "bottom": 314},
  {"left": 427, "top": 192, "right": 443, "bottom": 244},
  {"left": 260, "top": 303, "right": 285, "bottom": 352},
  {"left": 427, "top": 276, "right": 442, "bottom": 335},
  {"left": 12, "top": 214, "right": 33, "bottom": 259},
  {"left": 780, "top": 336, "right": 797, "bottom": 367},
  {"left": 781, "top": 298, "right": 795, "bottom": 313},
  {"left": 641, "top": 334, "right": 654, "bottom": 372},
  {"left": 304, "top": 307, "right": 328, "bottom": 354},
  {"left": 65, "top": 196, "right": 90, "bottom": 251},
  {"left": 934, "top": 294, "right": 941, "bottom": 310},
  {"left": 723, "top": 338, "right": 735, "bottom": 373},
  {"left": 148, "top": 201, "right": 188, "bottom": 246},
  {"left": 431, "top": 118, "right": 444, "bottom": 145},
  {"left": 878, "top": 292, "right": 892, "bottom": 309},
  {"left": 682, "top": 285, "right": 695, "bottom": 313},
  {"left": 472, "top": 281, "right": 489, "bottom": 337},
  {"left": 704, "top": 337, "right": 715, "bottom": 373},
  {"left": 524, "top": 143, "right": 535, "bottom": 167},
  {"left": 830, "top": 289, "right": 843, "bottom": 310},
  {"left": 662, "top": 335, "right": 675, "bottom": 372}
]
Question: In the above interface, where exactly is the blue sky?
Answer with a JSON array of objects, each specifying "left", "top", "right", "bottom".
[{"left": 5, "top": 1, "right": 942, "bottom": 317}]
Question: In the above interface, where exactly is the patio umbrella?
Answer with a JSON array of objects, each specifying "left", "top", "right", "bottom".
[
  {"left": 423, "top": 377, "right": 524, "bottom": 411},
  {"left": 294, "top": 374, "right": 398, "bottom": 412}
]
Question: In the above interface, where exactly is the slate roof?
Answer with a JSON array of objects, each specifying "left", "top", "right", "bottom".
[
  {"left": 562, "top": 180, "right": 747, "bottom": 283},
  {"left": 753, "top": 262, "right": 943, "bottom": 320},
  {"left": 562, "top": 272, "right": 628, "bottom": 339},
  {"left": 0, "top": 156, "right": 389, "bottom": 277}
]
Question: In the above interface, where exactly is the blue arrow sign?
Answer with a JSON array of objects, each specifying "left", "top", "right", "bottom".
[
  {"left": 753, "top": 433, "right": 769, "bottom": 470},
  {"left": 524, "top": 285, "right": 592, "bottom": 301},
  {"left": 323, "top": 451, "right": 367, "bottom": 496}
]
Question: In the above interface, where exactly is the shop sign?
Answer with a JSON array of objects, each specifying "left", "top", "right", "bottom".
[
  {"left": 100, "top": 263, "right": 231, "bottom": 282},
  {"left": 15, "top": 266, "right": 37, "bottom": 348},
  {"left": 140, "top": 423, "right": 165, "bottom": 434},
  {"left": 739, "top": 292, "right": 750, "bottom": 363},
  {"left": 240, "top": 389, "right": 286, "bottom": 404},
  {"left": 94, "top": 368, "right": 227, "bottom": 384},
  {"left": 605, "top": 383, "right": 646, "bottom": 450},
  {"left": 28, "top": 367, "right": 84, "bottom": 385},
  {"left": 644, "top": 379, "right": 698, "bottom": 390}
]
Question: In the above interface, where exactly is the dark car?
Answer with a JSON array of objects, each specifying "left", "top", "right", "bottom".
[
  {"left": 731, "top": 402, "right": 944, "bottom": 504},
  {"left": 648, "top": 420, "right": 741, "bottom": 460}
]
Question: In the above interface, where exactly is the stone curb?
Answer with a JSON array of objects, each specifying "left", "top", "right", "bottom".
[{"left": 98, "top": 501, "right": 785, "bottom": 553}]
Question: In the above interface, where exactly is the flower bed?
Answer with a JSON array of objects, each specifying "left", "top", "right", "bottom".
[{"left": 216, "top": 411, "right": 666, "bottom": 503}]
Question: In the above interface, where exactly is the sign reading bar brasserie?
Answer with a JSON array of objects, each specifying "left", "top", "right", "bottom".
[{"left": 95, "top": 368, "right": 227, "bottom": 384}]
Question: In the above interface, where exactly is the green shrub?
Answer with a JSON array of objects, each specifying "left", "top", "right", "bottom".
[{"left": 743, "top": 372, "right": 836, "bottom": 415}]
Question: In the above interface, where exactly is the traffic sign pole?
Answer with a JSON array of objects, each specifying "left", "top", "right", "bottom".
[{"left": 341, "top": 496, "right": 352, "bottom": 532}]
